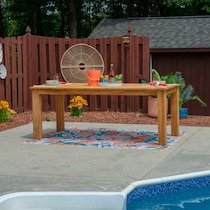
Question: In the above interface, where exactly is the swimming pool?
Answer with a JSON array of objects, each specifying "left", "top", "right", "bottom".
[
  {"left": 0, "top": 170, "right": 210, "bottom": 210},
  {"left": 124, "top": 171, "right": 210, "bottom": 210}
]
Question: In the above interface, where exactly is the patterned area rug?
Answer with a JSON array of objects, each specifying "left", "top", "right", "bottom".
[{"left": 25, "top": 127, "right": 185, "bottom": 150}]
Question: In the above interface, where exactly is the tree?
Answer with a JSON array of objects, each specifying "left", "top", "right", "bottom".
[
  {"left": 0, "top": 0, "right": 210, "bottom": 38},
  {"left": 57, "top": 0, "right": 66, "bottom": 37},
  {"left": 8, "top": 0, "right": 64, "bottom": 36},
  {"left": 0, "top": 3, "right": 4, "bottom": 37},
  {"left": 161, "top": 0, "right": 210, "bottom": 16},
  {"left": 67, "top": 0, "right": 78, "bottom": 38}
]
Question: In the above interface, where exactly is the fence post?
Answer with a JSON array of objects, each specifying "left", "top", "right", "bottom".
[
  {"left": 123, "top": 27, "right": 139, "bottom": 111},
  {"left": 22, "top": 26, "right": 33, "bottom": 111},
  {"left": 142, "top": 36, "right": 150, "bottom": 113}
]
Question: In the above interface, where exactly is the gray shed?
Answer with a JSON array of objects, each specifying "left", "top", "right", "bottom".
[{"left": 89, "top": 16, "right": 210, "bottom": 116}]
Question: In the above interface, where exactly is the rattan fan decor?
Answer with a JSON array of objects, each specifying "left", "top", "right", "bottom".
[{"left": 60, "top": 43, "right": 104, "bottom": 83}]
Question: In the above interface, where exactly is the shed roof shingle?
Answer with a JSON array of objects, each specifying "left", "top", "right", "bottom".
[{"left": 88, "top": 16, "right": 210, "bottom": 49}]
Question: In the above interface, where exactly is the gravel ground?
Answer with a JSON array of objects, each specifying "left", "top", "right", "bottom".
[{"left": 0, "top": 111, "right": 210, "bottom": 132}]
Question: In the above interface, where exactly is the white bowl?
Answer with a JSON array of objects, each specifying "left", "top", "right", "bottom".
[{"left": 46, "top": 80, "right": 59, "bottom": 86}]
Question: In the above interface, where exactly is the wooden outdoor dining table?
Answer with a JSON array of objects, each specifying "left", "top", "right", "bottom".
[{"left": 30, "top": 83, "right": 180, "bottom": 146}]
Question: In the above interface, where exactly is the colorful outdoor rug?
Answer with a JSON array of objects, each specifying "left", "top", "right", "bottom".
[{"left": 25, "top": 127, "right": 185, "bottom": 150}]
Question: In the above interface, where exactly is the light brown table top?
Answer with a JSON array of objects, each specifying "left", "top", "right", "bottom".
[{"left": 30, "top": 83, "right": 180, "bottom": 96}]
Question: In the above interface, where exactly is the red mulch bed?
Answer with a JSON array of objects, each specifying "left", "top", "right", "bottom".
[{"left": 0, "top": 111, "right": 210, "bottom": 132}]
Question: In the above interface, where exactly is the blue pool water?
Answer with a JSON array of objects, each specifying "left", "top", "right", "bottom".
[{"left": 126, "top": 175, "right": 210, "bottom": 210}]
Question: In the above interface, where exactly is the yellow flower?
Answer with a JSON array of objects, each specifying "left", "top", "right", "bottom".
[
  {"left": 0, "top": 100, "right": 17, "bottom": 122},
  {"left": 68, "top": 95, "right": 88, "bottom": 110},
  {"left": 0, "top": 100, "right": 10, "bottom": 111},
  {"left": 68, "top": 96, "right": 88, "bottom": 116},
  {"left": 8, "top": 108, "right": 17, "bottom": 115}
]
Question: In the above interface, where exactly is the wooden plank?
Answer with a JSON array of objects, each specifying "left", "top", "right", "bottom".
[
  {"left": 38, "top": 36, "right": 49, "bottom": 111},
  {"left": 170, "top": 85, "right": 179, "bottom": 136},
  {"left": 17, "top": 36, "right": 24, "bottom": 112},
  {"left": 131, "top": 36, "right": 140, "bottom": 111},
  {"left": 58, "top": 38, "right": 69, "bottom": 110},
  {"left": 4, "top": 38, "right": 12, "bottom": 105},
  {"left": 126, "top": 34, "right": 136, "bottom": 111},
  {"left": 40, "top": 36, "right": 48, "bottom": 82},
  {"left": 56, "top": 95, "right": 65, "bottom": 131},
  {"left": 48, "top": 37, "right": 57, "bottom": 76},
  {"left": 110, "top": 37, "right": 118, "bottom": 111},
  {"left": 31, "top": 36, "right": 39, "bottom": 85},
  {"left": 0, "top": 38, "right": 5, "bottom": 100},
  {"left": 22, "top": 34, "right": 31, "bottom": 111},
  {"left": 87, "top": 38, "right": 99, "bottom": 111},
  {"left": 99, "top": 38, "right": 108, "bottom": 111},
  {"left": 31, "top": 89, "right": 43, "bottom": 139},
  {"left": 48, "top": 38, "right": 57, "bottom": 111},
  {"left": 11, "top": 37, "right": 18, "bottom": 110}
]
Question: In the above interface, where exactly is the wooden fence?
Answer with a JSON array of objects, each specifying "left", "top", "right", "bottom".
[{"left": 0, "top": 31, "right": 150, "bottom": 113}]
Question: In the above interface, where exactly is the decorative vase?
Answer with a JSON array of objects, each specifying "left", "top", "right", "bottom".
[{"left": 70, "top": 107, "right": 84, "bottom": 116}]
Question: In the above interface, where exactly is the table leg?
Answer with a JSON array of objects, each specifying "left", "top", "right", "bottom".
[
  {"left": 56, "top": 95, "right": 64, "bottom": 131},
  {"left": 157, "top": 91, "right": 167, "bottom": 145},
  {"left": 32, "top": 90, "right": 42, "bottom": 139},
  {"left": 170, "top": 86, "right": 179, "bottom": 136}
]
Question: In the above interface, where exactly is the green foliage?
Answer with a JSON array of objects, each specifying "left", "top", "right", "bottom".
[
  {"left": 0, "top": 0, "right": 210, "bottom": 38},
  {"left": 142, "top": 69, "right": 207, "bottom": 108},
  {"left": 151, "top": 69, "right": 179, "bottom": 84},
  {"left": 0, "top": 109, "right": 11, "bottom": 122},
  {"left": 162, "top": 0, "right": 193, "bottom": 7},
  {"left": 172, "top": 72, "right": 207, "bottom": 108},
  {"left": 70, "top": 107, "right": 84, "bottom": 116}
]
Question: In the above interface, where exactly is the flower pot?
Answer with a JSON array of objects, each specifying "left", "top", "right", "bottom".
[
  {"left": 148, "top": 96, "right": 168, "bottom": 118},
  {"left": 179, "top": 108, "right": 188, "bottom": 118}
]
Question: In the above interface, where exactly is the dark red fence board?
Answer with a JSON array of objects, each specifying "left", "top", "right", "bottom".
[{"left": 0, "top": 33, "right": 150, "bottom": 114}]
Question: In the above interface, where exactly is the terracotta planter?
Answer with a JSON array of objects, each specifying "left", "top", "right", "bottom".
[{"left": 148, "top": 96, "right": 168, "bottom": 118}]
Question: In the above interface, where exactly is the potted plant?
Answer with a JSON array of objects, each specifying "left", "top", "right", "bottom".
[
  {"left": 68, "top": 95, "right": 88, "bottom": 116},
  {"left": 142, "top": 70, "right": 207, "bottom": 118},
  {"left": 171, "top": 71, "right": 207, "bottom": 118},
  {"left": 141, "top": 69, "right": 174, "bottom": 117}
]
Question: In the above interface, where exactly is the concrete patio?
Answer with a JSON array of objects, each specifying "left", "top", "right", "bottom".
[{"left": 0, "top": 121, "right": 209, "bottom": 196}]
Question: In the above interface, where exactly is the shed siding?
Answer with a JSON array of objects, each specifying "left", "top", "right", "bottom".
[{"left": 152, "top": 52, "right": 209, "bottom": 115}]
